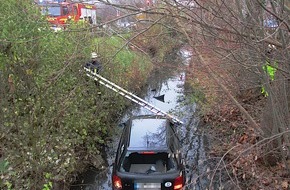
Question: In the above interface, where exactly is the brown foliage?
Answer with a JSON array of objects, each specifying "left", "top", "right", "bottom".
[{"left": 188, "top": 28, "right": 289, "bottom": 189}]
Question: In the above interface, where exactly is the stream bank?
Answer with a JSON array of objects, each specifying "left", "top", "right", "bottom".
[{"left": 70, "top": 46, "right": 211, "bottom": 190}]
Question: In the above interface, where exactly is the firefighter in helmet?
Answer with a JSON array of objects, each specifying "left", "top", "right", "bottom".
[{"left": 85, "top": 52, "right": 102, "bottom": 73}]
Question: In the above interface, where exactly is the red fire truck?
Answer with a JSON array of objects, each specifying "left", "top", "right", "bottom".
[{"left": 39, "top": 1, "right": 97, "bottom": 30}]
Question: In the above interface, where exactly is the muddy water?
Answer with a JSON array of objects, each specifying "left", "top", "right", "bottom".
[{"left": 70, "top": 47, "right": 209, "bottom": 190}]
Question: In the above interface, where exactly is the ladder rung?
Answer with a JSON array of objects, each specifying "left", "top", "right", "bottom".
[{"left": 84, "top": 68, "right": 183, "bottom": 124}]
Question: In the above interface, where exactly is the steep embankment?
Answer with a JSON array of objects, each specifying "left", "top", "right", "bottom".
[{"left": 187, "top": 44, "right": 289, "bottom": 189}]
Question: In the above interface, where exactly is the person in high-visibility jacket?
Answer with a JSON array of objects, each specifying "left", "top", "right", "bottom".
[
  {"left": 85, "top": 52, "right": 103, "bottom": 89},
  {"left": 85, "top": 52, "right": 102, "bottom": 74}
]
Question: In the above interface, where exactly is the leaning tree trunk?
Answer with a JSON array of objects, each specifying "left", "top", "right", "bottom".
[{"left": 259, "top": 0, "right": 290, "bottom": 171}]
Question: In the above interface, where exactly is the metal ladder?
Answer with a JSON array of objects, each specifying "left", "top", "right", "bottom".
[{"left": 84, "top": 67, "right": 183, "bottom": 125}]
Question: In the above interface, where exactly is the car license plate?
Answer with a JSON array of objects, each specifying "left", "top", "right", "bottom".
[{"left": 134, "top": 183, "right": 161, "bottom": 189}]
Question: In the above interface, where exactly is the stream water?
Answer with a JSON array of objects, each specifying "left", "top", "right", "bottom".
[{"left": 70, "top": 47, "right": 210, "bottom": 190}]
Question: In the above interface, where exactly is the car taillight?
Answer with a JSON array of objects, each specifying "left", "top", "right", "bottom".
[
  {"left": 112, "top": 175, "right": 122, "bottom": 190},
  {"left": 174, "top": 176, "right": 184, "bottom": 190}
]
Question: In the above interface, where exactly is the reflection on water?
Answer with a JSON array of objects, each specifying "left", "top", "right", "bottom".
[{"left": 71, "top": 47, "right": 208, "bottom": 190}]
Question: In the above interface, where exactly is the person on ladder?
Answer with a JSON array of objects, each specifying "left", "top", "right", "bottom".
[
  {"left": 85, "top": 52, "right": 102, "bottom": 74},
  {"left": 85, "top": 52, "right": 103, "bottom": 91}
]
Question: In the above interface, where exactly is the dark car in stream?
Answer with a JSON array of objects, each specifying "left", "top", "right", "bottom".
[{"left": 112, "top": 115, "right": 185, "bottom": 190}]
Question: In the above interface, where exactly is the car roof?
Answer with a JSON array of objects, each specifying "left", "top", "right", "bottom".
[{"left": 127, "top": 116, "right": 169, "bottom": 152}]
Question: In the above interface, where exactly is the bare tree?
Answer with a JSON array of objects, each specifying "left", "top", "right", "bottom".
[{"left": 96, "top": 0, "right": 290, "bottom": 188}]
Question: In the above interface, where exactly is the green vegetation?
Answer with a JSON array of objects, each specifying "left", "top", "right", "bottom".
[
  {"left": 0, "top": 0, "right": 153, "bottom": 189},
  {"left": 93, "top": 35, "right": 153, "bottom": 93}
]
